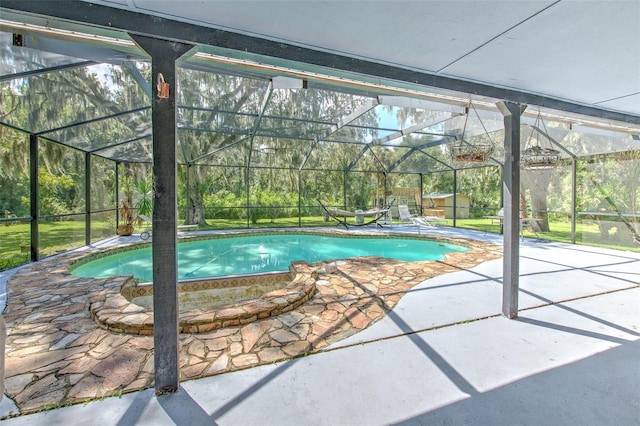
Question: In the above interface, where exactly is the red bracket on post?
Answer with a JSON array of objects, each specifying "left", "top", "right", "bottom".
[{"left": 156, "top": 73, "right": 169, "bottom": 99}]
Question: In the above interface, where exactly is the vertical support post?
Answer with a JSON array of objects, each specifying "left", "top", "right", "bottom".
[
  {"left": 246, "top": 167, "right": 251, "bottom": 229},
  {"left": 500, "top": 166, "right": 505, "bottom": 215},
  {"left": 343, "top": 171, "right": 347, "bottom": 209},
  {"left": 115, "top": 162, "right": 120, "bottom": 228},
  {"left": 298, "top": 170, "right": 302, "bottom": 227},
  {"left": 452, "top": 169, "right": 458, "bottom": 227},
  {"left": 85, "top": 152, "right": 91, "bottom": 245},
  {"left": 383, "top": 173, "right": 388, "bottom": 206},
  {"left": 131, "top": 35, "right": 193, "bottom": 395},
  {"left": 29, "top": 134, "right": 39, "bottom": 262},
  {"left": 152, "top": 51, "right": 180, "bottom": 392},
  {"left": 497, "top": 101, "right": 527, "bottom": 319},
  {"left": 571, "top": 157, "right": 577, "bottom": 244},
  {"left": 185, "top": 164, "right": 191, "bottom": 225},
  {"left": 419, "top": 173, "right": 424, "bottom": 215}
]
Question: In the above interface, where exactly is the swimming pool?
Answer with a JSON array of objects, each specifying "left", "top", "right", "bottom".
[{"left": 71, "top": 232, "right": 468, "bottom": 282}]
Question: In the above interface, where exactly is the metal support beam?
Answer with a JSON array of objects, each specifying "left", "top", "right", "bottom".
[
  {"left": 122, "top": 60, "right": 152, "bottom": 97},
  {"left": 345, "top": 145, "right": 369, "bottom": 172},
  {"left": 416, "top": 147, "right": 456, "bottom": 171},
  {"left": 191, "top": 134, "right": 251, "bottom": 163},
  {"left": 298, "top": 170, "right": 302, "bottom": 227},
  {"left": 85, "top": 152, "right": 91, "bottom": 245},
  {"left": 368, "top": 150, "right": 388, "bottom": 175},
  {"left": 247, "top": 80, "right": 274, "bottom": 166},
  {"left": 29, "top": 133, "right": 39, "bottom": 262},
  {"left": 5, "top": 0, "right": 639, "bottom": 125},
  {"left": 532, "top": 126, "right": 576, "bottom": 158},
  {"left": 452, "top": 170, "right": 457, "bottom": 228},
  {"left": 419, "top": 174, "right": 424, "bottom": 215},
  {"left": 497, "top": 101, "right": 527, "bottom": 319},
  {"left": 0, "top": 59, "right": 96, "bottom": 82},
  {"left": 343, "top": 172, "right": 347, "bottom": 209},
  {"left": 186, "top": 164, "right": 191, "bottom": 224},
  {"left": 383, "top": 173, "right": 388, "bottom": 206},
  {"left": 298, "top": 137, "right": 319, "bottom": 172},
  {"left": 115, "top": 162, "right": 120, "bottom": 228},
  {"left": 387, "top": 147, "right": 417, "bottom": 173},
  {"left": 131, "top": 34, "right": 194, "bottom": 395},
  {"left": 571, "top": 157, "right": 577, "bottom": 244},
  {"left": 36, "top": 106, "right": 151, "bottom": 137},
  {"left": 246, "top": 167, "right": 251, "bottom": 228},
  {"left": 326, "top": 98, "right": 379, "bottom": 137},
  {"left": 413, "top": 135, "right": 457, "bottom": 151},
  {"left": 243, "top": 83, "right": 276, "bottom": 229},
  {"left": 499, "top": 165, "right": 505, "bottom": 214},
  {"left": 371, "top": 114, "right": 458, "bottom": 147}
]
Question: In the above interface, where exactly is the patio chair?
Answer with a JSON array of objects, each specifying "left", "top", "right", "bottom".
[
  {"left": 398, "top": 204, "right": 447, "bottom": 226},
  {"left": 398, "top": 205, "right": 446, "bottom": 232},
  {"left": 410, "top": 216, "right": 439, "bottom": 234}
]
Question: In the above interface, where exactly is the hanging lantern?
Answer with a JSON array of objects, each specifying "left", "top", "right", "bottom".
[
  {"left": 521, "top": 113, "right": 561, "bottom": 170},
  {"left": 450, "top": 103, "right": 496, "bottom": 164}
]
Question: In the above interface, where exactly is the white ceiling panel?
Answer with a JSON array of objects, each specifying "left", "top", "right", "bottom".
[
  {"left": 74, "top": 0, "right": 639, "bottom": 119},
  {"left": 129, "top": 0, "right": 558, "bottom": 73},
  {"left": 596, "top": 93, "right": 640, "bottom": 115},
  {"left": 442, "top": 1, "right": 640, "bottom": 110}
]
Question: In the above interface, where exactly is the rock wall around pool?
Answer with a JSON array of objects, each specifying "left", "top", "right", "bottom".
[{"left": 89, "top": 262, "right": 318, "bottom": 335}]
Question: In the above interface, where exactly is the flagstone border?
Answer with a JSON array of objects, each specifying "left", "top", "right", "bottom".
[{"left": 89, "top": 263, "right": 317, "bottom": 335}]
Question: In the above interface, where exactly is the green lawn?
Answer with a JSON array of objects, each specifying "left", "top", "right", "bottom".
[
  {"left": 455, "top": 217, "right": 640, "bottom": 252},
  {"left": 2, "top": 216, "right": 638, "bottom": 271}
]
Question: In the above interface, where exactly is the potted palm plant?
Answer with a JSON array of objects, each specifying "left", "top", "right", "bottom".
[
  {"left": 117, "top": 176, "right": 135, "bottom": 236},
  {"left": 134, "top": 178, "right": 153, "bottom": 224}
]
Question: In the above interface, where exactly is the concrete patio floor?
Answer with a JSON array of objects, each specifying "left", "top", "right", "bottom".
[{"left": 1, "top": 226, "right": 638, "bottom": 425}]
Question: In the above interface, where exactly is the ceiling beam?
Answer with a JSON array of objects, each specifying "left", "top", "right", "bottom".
[
  {"left": 345, "top": 145, "right": 369, "bottom": 173},
  {"left": 122, "top": 61, "right": 152, "bottom": 97},
  {"left": 36, "top": 105, "right": 151, "bottom": 136},
  {"left": 387, "top": 148, "right": 417, "bottom": 173},
  {"left": 246, "top": 81, "right": 274, "bottom": 167},
  {"left": 3, "top": 0, "right": 640, "bottom": 126},
  {"left": 326, "top": 98, "right": 380, "bottom": 136},
  {"left": 0, "top": 59, "right": 96, "bottom": 82},
  {"left": 368, "top": 113, "right": 460, "bottom": 146}
]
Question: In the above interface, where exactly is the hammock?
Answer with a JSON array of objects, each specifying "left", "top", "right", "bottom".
[{"left": 318, "top": 199, "right": 394, "bottom": 228}]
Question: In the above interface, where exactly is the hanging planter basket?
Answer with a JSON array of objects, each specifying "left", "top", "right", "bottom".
[
  {"left": 451, "top": 142, "right": 495, "bottom": 163},
  {"left": 521, "top": 113, "right": 562, "bottom": 170},
  {"left": 521, "top": 145, "right": 561, "bottom": 170},
  {"left": 450, "top": 103, "right": 496, "bottom": 164}
]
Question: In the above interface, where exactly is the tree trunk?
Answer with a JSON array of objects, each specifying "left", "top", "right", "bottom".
[
  {"left": 186, "top": 190, "right": 207, "bottom": 225},
  {"left": 522, "top": 170, "right": 553, "bottom": 232},
  {"left": 530, "top": 192, "right": 550, "bottom": 232},
  {"left": 185, "top": 166, "right": 208, "bottom": 226}
]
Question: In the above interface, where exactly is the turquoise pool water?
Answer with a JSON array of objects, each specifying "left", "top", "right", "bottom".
[{"left": 71, "top": 233, "right": 468, "bottom": 282}]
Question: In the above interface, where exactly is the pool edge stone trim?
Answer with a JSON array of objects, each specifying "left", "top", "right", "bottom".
[
  {"left": 89, "top": 262, "right": 318, "bottom": 335},
  {"left": 67, "top": 228, "right": 476, "bottom": 277}
]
